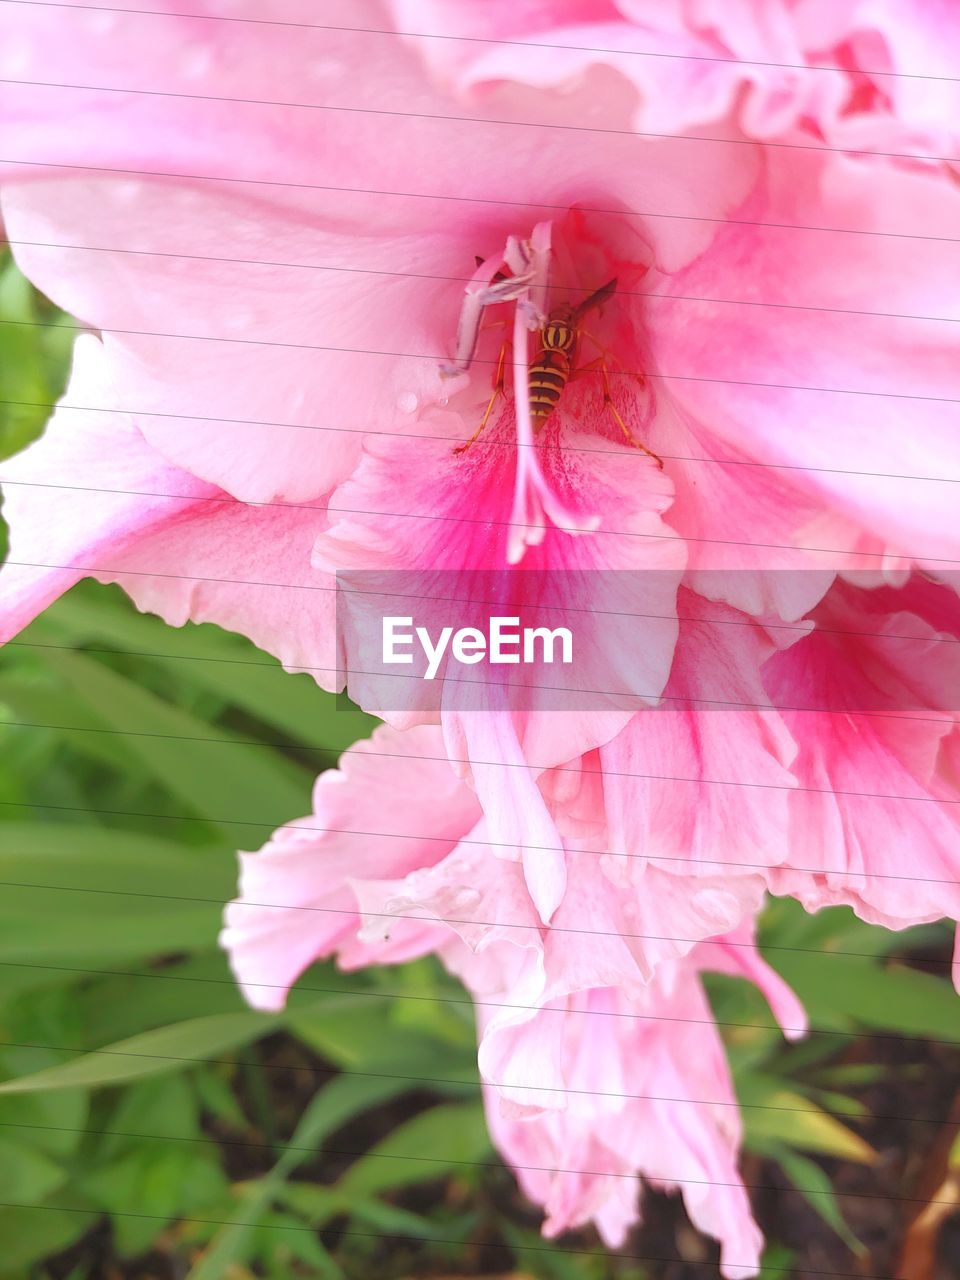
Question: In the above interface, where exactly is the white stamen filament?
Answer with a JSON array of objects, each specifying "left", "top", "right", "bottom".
[
  {"left": 441, "top": 219, "right": 601, "bottom": 563},
  {"left": 507, "top": 301, "right": 601, "bottom": 565},
  {"left": 440, "top": 221, "right": 553, "bottom": 379},
  {"left": 439, "top": 249, "right": 513, "bottom": 379}
]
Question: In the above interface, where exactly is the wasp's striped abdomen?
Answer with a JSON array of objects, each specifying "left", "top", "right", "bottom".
[
  {"left": 529, "top": 312, "right": 576, "bottom": 430},
  {"left": 529, "top": 346, "right": 572, "bottom": 428}
]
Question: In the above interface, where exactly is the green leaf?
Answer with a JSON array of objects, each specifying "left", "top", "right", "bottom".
[
  {"left": 0, "top": 822, "right": 234, "bottom": 964},
  {"left": 289, "top": 996, "right": 478, "bottom": 1086},
  {"left": 773, "top": 1144, "right": 865, "bottom": 1254},
  {"left": 762, "top": 898, "right": 947, "bottom": 961},
  {"left": 73, "top": 954, "right": 250, "bottom": 1045},
  {"left": 37, "top": 648, "right": 311, "bottom": 830},
  {"left": 105, "top": 1075, "right": 201, "bottom": 1149},
  {"left": 758, "top": 1243, "right": 798, "bottom": 1279},
  {"left": 0, "top": 1136, "right": 66, "bottom": 1202},
  {"left": 769, "top": 1033, "right": 850, "bottom": 1077},
  {"left": 250, "top": 1212, "right": 343, "bottom": 1279},
  {"left": 187, "top": 1072, "right": 403, "bottom": 1280},
  {"left": 275, "top": 1073, "right": 415, "bottom": 1181},
  {"left": 79, "top": 1144, "right": 228, "bottom": 1257},
  {"left": 0, "top": 255, "right": 69, "bottom": 462},
  {"left": 811, "top": 1089, "right": 867, "bottom": 1121},
  {"left": 0, "top": 1010, "right": 280, "bottom": 1096},
  {"left": 771, "top": 952, "right": 960, "bottom": 1041},
  {"left": 193, "top": 1064, "right": 249, "bottom": 1130},
  {"left": 703, "top": 971, "right": 785, "bottom": 1074},
  {"left": 740, "top": 1073, "right": 876, "bottom": 1164},
  {"left": 811, "top": 1063, "right": 888, "bottom": 1088},
  {"left": 0, "top": 672, "right": 133, "bottom": 770},
  {"left": 0, "top": 1077, "right": 88, "bottom": 1159},
  {"left": 499, "top": 1222, "right": 594, "bottom": 1280},
  {"left": 30, "top": 587, "right": 378, "bottom": 750},
  {"left": 0, "top": 1200, "right": 90, "bottom": 1273},
  {"left": 335, "top": 1102, "right": 489, "bottom": 1199},
  {"left": 319, "top": 1194, "right": 434, "bottom": 1239},
  {"left": 34, "top": 1095, "right": 235, "bottom": 1258}
]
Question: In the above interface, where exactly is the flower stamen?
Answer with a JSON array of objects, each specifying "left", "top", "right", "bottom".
[
  {"left": 440, "top": 220, "right": 552, "bottom": 379},
  {"left": 441, "top": 220, "right": 604, "bottom": 564}
]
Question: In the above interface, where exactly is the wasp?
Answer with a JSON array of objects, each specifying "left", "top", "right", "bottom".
[{"left": 455, "top": 274, "right": 662, "bottom": 466}]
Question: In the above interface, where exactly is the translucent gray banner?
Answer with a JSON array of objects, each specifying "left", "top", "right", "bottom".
[{"left": 334, "top": 570, "right": 960, "bottom": 719}]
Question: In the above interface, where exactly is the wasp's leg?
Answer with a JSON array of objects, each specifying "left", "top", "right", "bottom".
[
  {"left": 579, "top": 356, "right": 663, "bottom": 468},
  {"left": 454, "top": 340, "right": 509, "bottom": 455},
  {"left": 577, "top": 329, "right": 647, "bottom": 390}
]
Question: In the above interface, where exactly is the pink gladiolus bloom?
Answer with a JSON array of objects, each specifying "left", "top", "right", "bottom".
[
  {"left": 762, "top": 573, "right": 960, "bottom": 938},
  {"left": 477, "top": 928, "right": 795, "bottom": 1275},
  {"left": 222, "top": 721, "right": 805, "bottom": 1273},
  {"left": 388, "top": 0, "right": 960, "bottom": 153},
  {"left": 0, "top": 336, "right": 338, "bottom": 675},
  {"left": 3, "top": 0, "right": 960, "bottom": 621},
  {"left": 2, "top": 3, "right": 960, "bottom": 1268},
  {"left": 595, "top": 572, "right": 960, "bottom": 981}
]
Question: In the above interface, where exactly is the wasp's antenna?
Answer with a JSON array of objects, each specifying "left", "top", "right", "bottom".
[
  {"left": 475, "top": 254, "right": 510, "bottom": 284},
  {"left": 573, "top": 277, "right": 617, "bottom": 319}
]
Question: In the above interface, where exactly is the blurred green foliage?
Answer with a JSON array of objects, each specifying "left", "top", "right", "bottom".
[
  {"left": 0, "top": 247, "right": 74, "bottom": 562},
  {"left": 0, "top": 248, "right": 73, "bottom": 451},
  {"left": 0, "top": 253, "right": 956, "bottom": 1278}
]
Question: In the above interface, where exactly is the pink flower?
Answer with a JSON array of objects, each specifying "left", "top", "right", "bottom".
[
  {"left": 762, "top": 572, "right": 960, "bottom": 937},
  {"left": 0, "top": 335, "right": 338, "bottom": 675},
  {"left": 592, "top": 572, "right": 960, "bottom": 970},
  {"left": 479, "top": 929, "right": 796, "bottom": 1278},
  {"left": 387, "top": 0, "right": 960, "bottom": 152},
  {"left": 598, "top": 587, "right": 800, "bottom": 888},
  {"left": 222, "top": 720, "right": 805, "bottom": 1272},
  {"left": 2, "top": 7, "right": 960, "bottom": 1265},
  {"left": 222, "top": 719, "right": 772, "bottom": 1012},
  {"left": 3, "top": 1, "right": 960, "bottom": 639},
  {"left": 221, "top": 724, "right": 478, "bottom": 1002}
]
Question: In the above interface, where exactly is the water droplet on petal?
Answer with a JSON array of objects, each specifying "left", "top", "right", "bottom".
[
  {"left": 179, "top": 45, "right": 213, "bottom": 80},
  {"left": 396, "top": 391, "right": 419, "bottom": 414},
  {"left": 111, "top": 180, "right": 144, "bottom": 206},
  {"left": 86, "top": 10, "right": 117, "bottom": 33},
  {"left": 438, "top": 396, "right": 449, "bottom": 407},
  {"left": 223, "top": 309, "right": 256, "bottom": 332},
  {"left": 308, "top": 58, "right": 339, "bottom": 80},
  {"left": 1, "top": 38, "right": 32, "bottom": 76},
  {"left": 452, "top": 888, "right": 482, "bottom": 912}
]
